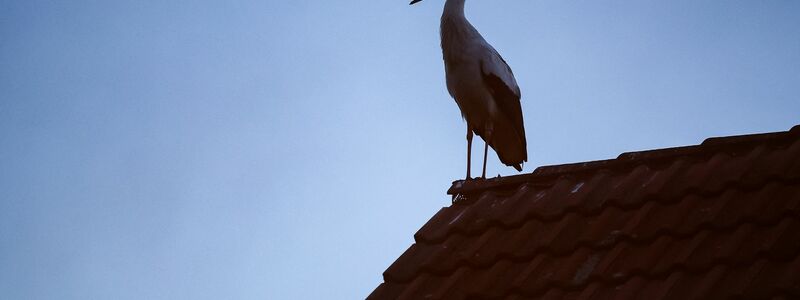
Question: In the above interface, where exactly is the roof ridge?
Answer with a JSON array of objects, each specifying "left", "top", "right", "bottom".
[{"left": 448, "top": 125, "right": 799, "bottom": 197}]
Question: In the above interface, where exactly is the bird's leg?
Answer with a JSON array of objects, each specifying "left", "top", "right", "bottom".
[
  {"left": 482, "top": 123, "right": 494, "bottom": 179},
  {"left": 482, "top": 141, "right": 488, "bottom": 179},
  {"left": 466, "top": 124, "right": 473, "bottom": 180}
]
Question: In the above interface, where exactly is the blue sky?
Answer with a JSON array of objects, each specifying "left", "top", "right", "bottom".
[{"left": 1, "top": 1, "right": 798, "bottom": 299}]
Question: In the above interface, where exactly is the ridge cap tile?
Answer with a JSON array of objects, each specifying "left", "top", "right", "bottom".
[
  {"left": 448, "top": 125, "right": 799, "bottom": 197},
  {"left": 702, "top": 131, "right": 789, "bottom": 147}
]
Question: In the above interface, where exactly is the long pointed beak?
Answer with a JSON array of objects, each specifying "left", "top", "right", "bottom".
[{"left": 409, "top": 0, "right": 422, "bottom": 5}]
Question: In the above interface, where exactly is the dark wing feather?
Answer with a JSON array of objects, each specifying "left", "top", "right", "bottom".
[{"left": 480, "top": 53, "right": 526, "bottom": 145}]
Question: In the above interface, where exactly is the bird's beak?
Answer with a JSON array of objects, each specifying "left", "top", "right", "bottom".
[{"left": 409, "top": 0, "right": 422, "bottom": 5}]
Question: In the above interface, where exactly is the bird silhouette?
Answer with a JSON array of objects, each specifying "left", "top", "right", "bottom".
[{"left": 411, "top": 0, "right": 527, "bottom": 180}]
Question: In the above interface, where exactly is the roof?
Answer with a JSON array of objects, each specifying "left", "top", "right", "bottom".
[{"left": 369, "top": 125, "right": 800, "bottom": 299}]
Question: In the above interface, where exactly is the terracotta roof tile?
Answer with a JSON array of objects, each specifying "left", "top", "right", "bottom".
[{"left": 369, "top": 125, "right": 800, "bottom": 299}]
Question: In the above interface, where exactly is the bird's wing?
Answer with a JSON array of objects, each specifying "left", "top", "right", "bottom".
[{"left": 479, "top": 47, "right": 525, "bottom": 141}]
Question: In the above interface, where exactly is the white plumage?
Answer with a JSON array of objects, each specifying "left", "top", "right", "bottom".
[{"left": 412, "top": 0, "right": 527, "bottom": 179}]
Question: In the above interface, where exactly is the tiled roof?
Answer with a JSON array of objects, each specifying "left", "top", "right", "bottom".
[{"left": 369, "top": 125, "right": 800, "bottom": 299}]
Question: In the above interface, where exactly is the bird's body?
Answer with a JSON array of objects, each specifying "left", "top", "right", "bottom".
[{"left": 414, "top": 0, "right": 527, "bottom": 178}]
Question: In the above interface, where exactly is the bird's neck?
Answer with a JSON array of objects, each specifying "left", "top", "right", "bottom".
[
  {"left": 442, "top": 0, "right": 466, "bottom": 19},
  {"left": 440, "top": 0, "right": 476, "bottom": 44},
  {"left": 440, "top": 0, "right": 477, "bottom": 63}
]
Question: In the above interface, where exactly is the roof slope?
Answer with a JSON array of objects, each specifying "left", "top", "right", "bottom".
[{"left": 369, "top": 125, "right": 800, "bottom": 299}]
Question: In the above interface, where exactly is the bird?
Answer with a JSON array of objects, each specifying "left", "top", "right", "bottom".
[{"left": 411, "top": 0, "right": 527, "bottom": 180}]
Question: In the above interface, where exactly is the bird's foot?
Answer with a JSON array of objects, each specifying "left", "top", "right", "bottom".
[{"left": 465, "top": 176, "right": 488, "bottom": 181}]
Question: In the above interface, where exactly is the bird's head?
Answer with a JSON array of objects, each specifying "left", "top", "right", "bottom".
[{"left": 409, "top": 0, "right": 422, "bottom": 4}]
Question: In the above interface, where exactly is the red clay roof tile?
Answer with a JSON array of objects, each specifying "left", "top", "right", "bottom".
[{"left": 369, "top": 126, "right": 800, "bottom": 299}]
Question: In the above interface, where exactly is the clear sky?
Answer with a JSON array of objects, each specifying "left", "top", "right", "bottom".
[{"left": 1, "top": 1, "right": 798, "bottom": 299}]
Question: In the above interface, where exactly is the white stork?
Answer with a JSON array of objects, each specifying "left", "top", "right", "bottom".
[{"left": 411, "top": 0, "right": 527, "bottom": 180}]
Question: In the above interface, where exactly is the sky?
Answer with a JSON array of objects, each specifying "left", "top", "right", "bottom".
[{"left": 1, "top": 0, "right": 799, "bottom": 299}]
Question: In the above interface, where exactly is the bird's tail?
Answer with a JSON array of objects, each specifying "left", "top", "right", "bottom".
[{"left": 489, "top": 118, "right": 527, "bottom": 172}]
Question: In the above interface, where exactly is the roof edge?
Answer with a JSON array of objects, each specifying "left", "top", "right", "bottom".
[{"left": 448, "top": 125, "right": 799, "bottom": 198}]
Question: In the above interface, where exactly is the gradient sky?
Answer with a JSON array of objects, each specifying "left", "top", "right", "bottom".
[{"left": 1, "top": 1, "right": 799, "bottom": 299}]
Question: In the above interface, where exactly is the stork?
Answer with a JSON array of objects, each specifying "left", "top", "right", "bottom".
[{"left": 411, "top": 0, "right": 527, "bottom": 180}]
